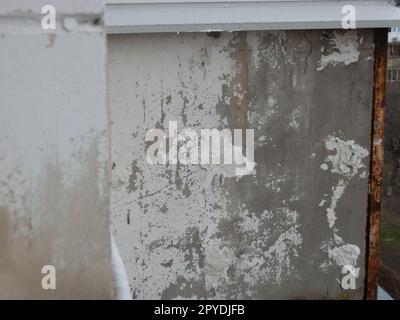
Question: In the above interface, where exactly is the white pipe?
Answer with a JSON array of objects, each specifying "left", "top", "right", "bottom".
[{"left": 111, "top": 233, "right": 132, "bottom": 300}]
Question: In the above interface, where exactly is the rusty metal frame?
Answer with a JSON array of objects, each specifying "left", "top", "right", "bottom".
[{"left": 365, "top": 28, "right": 388, "bottom": 300}]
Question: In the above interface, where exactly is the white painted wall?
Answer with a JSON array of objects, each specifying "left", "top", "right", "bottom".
[{"left": 0, "top": 0, "right": 112, "bottom": 299}]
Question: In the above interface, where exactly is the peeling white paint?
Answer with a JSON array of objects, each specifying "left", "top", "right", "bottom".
[
  {"left": 317, "top": 135, "right": 369, "bottom": 273},
  {"left": 290, "top": 194, "right": 303, "bottom": 202},
  {"left": 238, "top": 210, "right": 261, "bottom": 233},
  {"left": 359, "top": 171, "right": 367, "bottom": 180},
  {"left": 328, "top": 243, "right": 360, "bottom": 267},
  {"left": 236, "top": 207, "right": 302, "bottom": 288},
  {"left": 108, "top": 30, "right": 372, "bottom": 299},
  {"left": 320, "top": 234, "right": 360, "bottom": 270},
  {"left": 320, "top": 163, "right": 328, "bottom": 171},
  {"left": 204, "top": 238, "right": 235, "bottom": 289},
  {"left": 264, "top": 173, "right": 287, "bottom": 193},
  {"left": 319, "top": 135, "right": 369, "bottom": 272},
  {"left": 109, "top": 33, "right": 271, "bottom": 299},
  {"left": 288, "top": 105, "right": 302, "bottom": 130},
  {"left": 324, "top": 135, "right": 369, "bottom": 178},
  {"left": 318, "top": 199, "right": 326, "bottom": 207},
  {"left": 258, "top": 135, "right": 267, "bottom": 143},
  {"left": 317, "top": 31, "right": 360, "bottom": 71},
  {"left": 326, "top": 179, "right": 346, "bottom": 228},
  {"left": 247, "top": 95, "right": 278, "bottom": 131}
]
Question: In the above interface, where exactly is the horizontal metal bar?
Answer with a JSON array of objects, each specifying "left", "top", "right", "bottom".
[{"left": 105, "top": 1, "right": 400, "bottom": 34}]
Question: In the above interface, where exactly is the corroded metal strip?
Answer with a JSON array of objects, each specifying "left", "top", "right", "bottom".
[{"left": 366, "top": 28, "right": 388, "bottom": 300}]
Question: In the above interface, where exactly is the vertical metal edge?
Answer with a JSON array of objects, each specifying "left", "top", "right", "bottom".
[{"left": 365, "top": 28, "right": 388, "bottom": 300}]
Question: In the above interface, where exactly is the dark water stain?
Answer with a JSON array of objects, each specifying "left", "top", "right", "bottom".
[
  {"left": 127, "top": 159, "right": 140, "bottom": 193},
  {"left": 46, "top": 33, "right": 56, "bottom": 48}
]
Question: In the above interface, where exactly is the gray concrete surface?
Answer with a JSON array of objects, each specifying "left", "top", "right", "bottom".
[{"left": 108, "top": 29, "right": 375, "bottom": 299}]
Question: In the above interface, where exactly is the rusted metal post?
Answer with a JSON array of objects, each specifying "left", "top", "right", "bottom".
[{"left": 366, "top": 28, "right": 388, "bottom": 300}]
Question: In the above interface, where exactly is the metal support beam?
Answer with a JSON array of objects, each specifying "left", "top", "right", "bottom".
[{"left": 366, "top": 28, "right": 388, "bottom": 300}]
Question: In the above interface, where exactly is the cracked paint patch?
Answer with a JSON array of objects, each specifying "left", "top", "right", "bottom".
[
  {"left": 288, "top": 105, "right": 302, "bottom": 131},
  {"left": 235, "top": 207, "right": 302, "bottom": 289},
  {"left": 317, "top": 31, "right": 360, "bottom": 71},
  {"left": 108, "top": 29, "right": 374, "bottom": 299},
  {"left": 109, "top": 31, "right": 306, "bottom": 299},
  {"left": 204, "top": 238, "right": 235, "bottom": 290},
  {"left": 324, "top": 135, "right": 369, "bottom": 179},
  {"left": 318, "top": 135, "right": 369, "bottom": 271}
]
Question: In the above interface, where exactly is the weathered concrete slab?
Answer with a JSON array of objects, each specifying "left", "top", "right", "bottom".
[
  {"left": 108, "top": 29, "right": 374, "bottom": 299},
  {"left": 0, "top": 0, "right": 111, "bottom": 299}
]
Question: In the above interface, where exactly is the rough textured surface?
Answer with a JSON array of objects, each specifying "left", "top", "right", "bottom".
[
  {"left": 0, "top": 0, "right": 111, "bottom": 299},
  {"left": 108, "top": 29, "right": 375, "bottom": 299}
]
